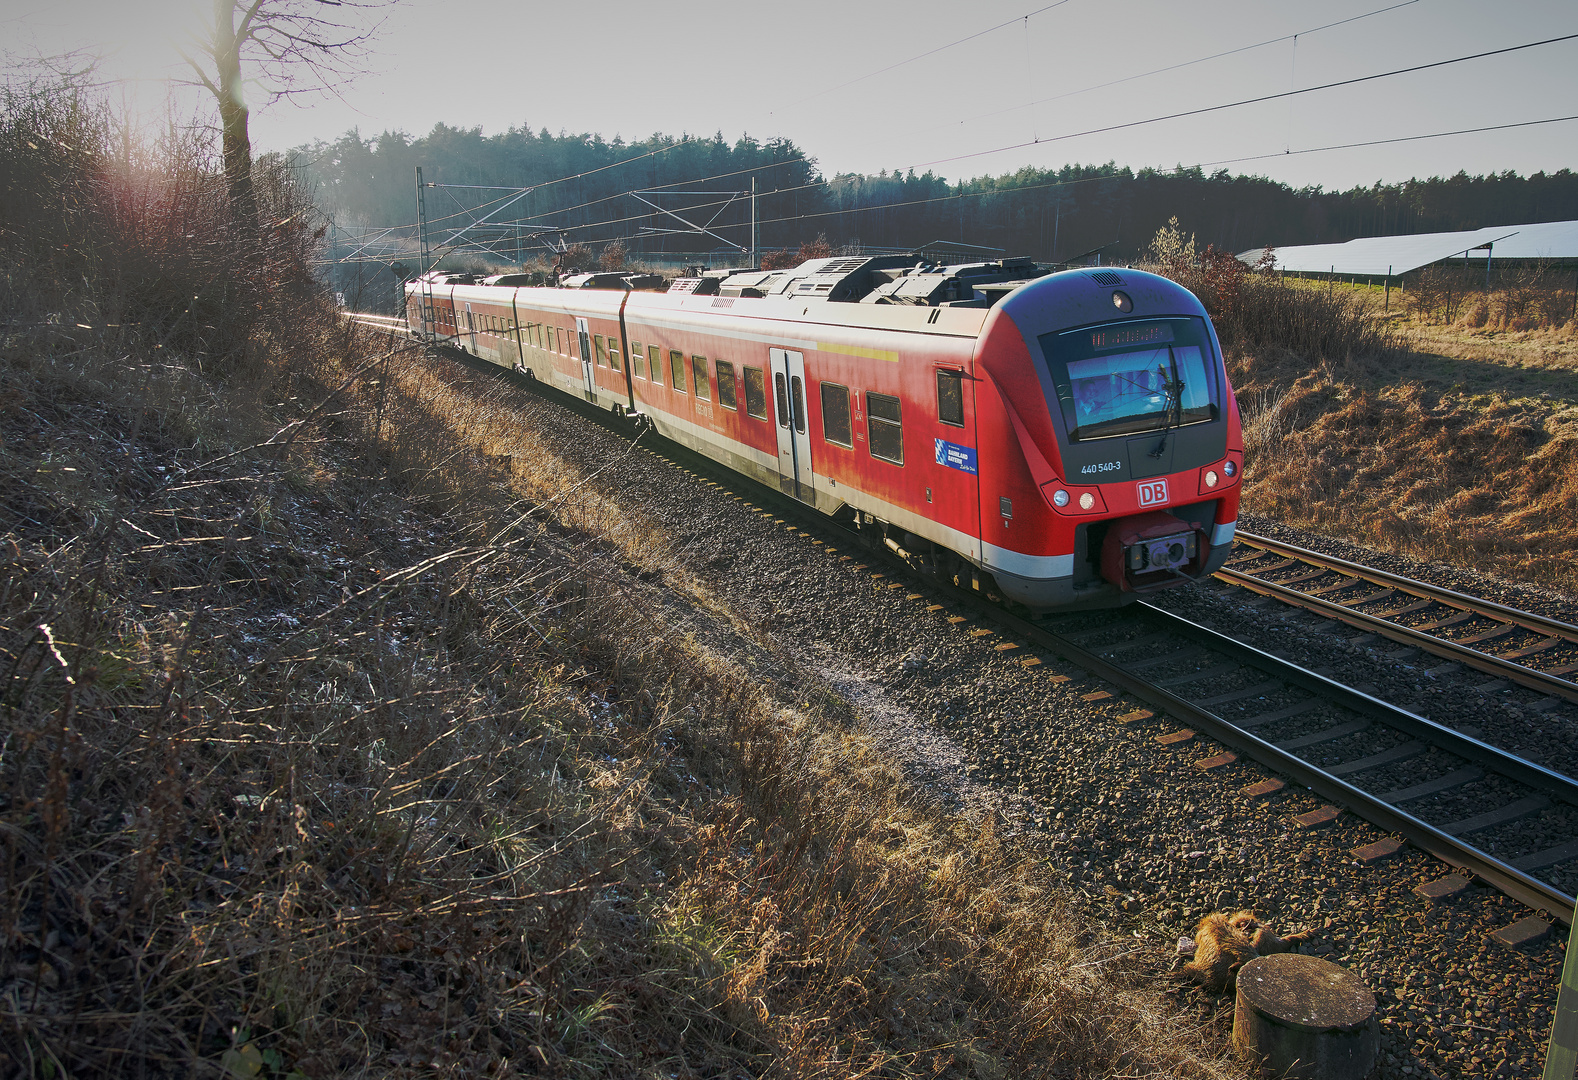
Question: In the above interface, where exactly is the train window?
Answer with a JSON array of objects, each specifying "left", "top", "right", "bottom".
[
  {"left": 594, "top": 335, "right": 607, "bottom": 366},
  {"left": 821, "top": 382, "right": 853, "bottom": 448},
  {"left": 631, "top": 341, "right": 645, "bottom": 378},
  {"left": 607, "top": 336, "right": 622, "bottom": 374},
  {"left": 557, "top": 327, "right": 567, "bottom": 354},
  {"left": 868, "top": 392, "right": 904, "bottom": 464},
  {"left": 774, "top": 372, "right": 789, "bottom": 427},
  {"left": 937, "top": 370, "right": 965, "bottom": 426},
  {"left": 1041, "top": 317, "right": 1219, "bottom": 440},
  {"left": 790, "top": 376, "right": 807, "bottom": 435},
  {"left": 743, "top": 366, "right": 767, "bottom": 419},
  {"left": 716, "top": 361, "right": 738, "bottom": 410},
  {"left": 691, "top": 356, "right": 710, "bottom": 400},
  {"left": 670, "top": 350, "right": 686, "bottom": 393},
  {"left": 648, "top": 344, "right": 662, "bottom": 385}
]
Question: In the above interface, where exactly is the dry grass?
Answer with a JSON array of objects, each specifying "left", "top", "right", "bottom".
[
  {"left": 1, "top": 73, "right": 1247, "bottom": 1078},
  {"left": 1227, "top": 315, "right": 1578, "bottom": 593}
]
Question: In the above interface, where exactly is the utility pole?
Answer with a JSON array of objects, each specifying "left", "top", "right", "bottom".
[
  {"left": 750, "top": 177, "right": 758, "bottom": 266},
  {"left": 416, "top": 166, "right": 433, "bottom": 332}
]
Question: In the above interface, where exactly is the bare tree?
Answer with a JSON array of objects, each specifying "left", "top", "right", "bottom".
[{"left": 181, "top": 0, "right": 383, "bottom": 237}]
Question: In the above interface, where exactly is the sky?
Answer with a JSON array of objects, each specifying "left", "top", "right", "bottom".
[{"left": 5, "top": 0, "right": 1577, "bottom": 193}]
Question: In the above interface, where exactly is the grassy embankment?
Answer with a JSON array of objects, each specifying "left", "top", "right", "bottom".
[
  {"left": 1165, "top": 252, "right": 1578, "bottom": 595},
  {"left": 0, "top": 75, "right": 1245, "bottom": 1078}
]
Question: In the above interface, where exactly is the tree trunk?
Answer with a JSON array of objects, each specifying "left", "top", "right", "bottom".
[{"left": 214, "top": 0, "right": 258, "bottom": 239}]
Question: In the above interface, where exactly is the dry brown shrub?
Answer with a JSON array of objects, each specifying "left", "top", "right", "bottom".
[
  {"left": 597, "top": 240, "right": 626, "bottom": 271},
  {"left": 1232, "top": 351, "right": 1578, "bottom": 590},
  {"left": 1145, "top": 226, "right": 1394, "bottom": 364},
  {"left": 762, "top": 234, "right": 834, "bottom": 271}
]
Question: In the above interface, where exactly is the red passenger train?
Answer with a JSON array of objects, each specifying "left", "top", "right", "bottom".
[{"left": 404, "top": 256, "right": 1243, "bottom": 609}]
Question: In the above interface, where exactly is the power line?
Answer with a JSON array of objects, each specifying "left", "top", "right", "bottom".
[
  {"left": 894, "top": 0, "right": 1419, "bottom": 143},
  {"left": 905, "top": 31, "right": 1578, "bottom": 173},
  {"left": 537, "top": 114, "right": 1578, "bottom": 244},
  {"left": 331, "top": 34, "right": 1578, "bottom": 262},
  {"left": 430, "top": 30, "right": 1578, "bottom": 244},
  {"left": 333, "top": 111, "right": 1577, "bottom": 266},
  {"left": 1195, "top": 114, "right": 1578, "bottom": 171},
  {"left": 771, "top": 1, "right": 1074, "bottom": 114}
]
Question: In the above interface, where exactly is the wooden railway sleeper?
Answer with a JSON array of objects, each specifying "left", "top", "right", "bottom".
[
  {"left": 1305, "top": 575, "right": 1366, "bottom": 597},
  {"left": 1120, "top": 646, "right": 1208, "bottom": 673},
  {"left": 1453, "top": 621, "right": 1522, "bottom": 646},
  {"left": 1370, "top": 597, "right": 1436, "bottom": 618},
  {"left": 1271, "top": 567, "right": 1337, "bottom": 587},
  {"left": 1414, "top": 609, "right": 1479, "bottom": 632},
  {"left": 1498, "top": 636, "right": 1563, "bottom": 660},
  {"left": 1336, "top": 588, "right": 1397, "bottom": 607}
]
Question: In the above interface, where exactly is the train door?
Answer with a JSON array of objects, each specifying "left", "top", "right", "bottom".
[
  {"left": 769, "top": 348, "right": 816, "bottom": 503},
  {"left": 575, "top": 317, "right": 595, "bottom": 400},
  {"left": 932, "top": 365, "right": 985, "bottom": 563},
  {"left": 463, "top": 303, "right": 478, "bottom": 352}
]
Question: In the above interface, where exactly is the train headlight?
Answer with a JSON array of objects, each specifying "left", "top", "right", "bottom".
[
  {"left": 1052, "top": 489, "right": 1070, "bottom": 507},
  {"left": 1078, "top": 492, "right": 1096, "bottom": 510},
  {"left": 1205, "top": 470, "right": 1219, "bottom": 488},
  {"left": 1224, "top": 460, "right": 1237, "bottom": 478}
]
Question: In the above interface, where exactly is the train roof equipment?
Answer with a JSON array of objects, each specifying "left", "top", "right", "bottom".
[{"left": 714, "top": 255, "right": 1048, "bottom": 307}]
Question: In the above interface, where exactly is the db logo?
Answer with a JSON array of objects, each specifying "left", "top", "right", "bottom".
[{"left": 1137, "top": 479, "right": 1169, "bottom": 507}]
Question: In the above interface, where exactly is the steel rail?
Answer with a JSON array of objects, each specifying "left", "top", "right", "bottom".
[
  {"left": 404, "top": 332, "right": 1578, "bottom": 923},
  {"left": 1233, "top": 530, "right": 1578, "bottom": 640},
  {"left": 1223, "top": 533, "right": 1578, "bottom": 704}
]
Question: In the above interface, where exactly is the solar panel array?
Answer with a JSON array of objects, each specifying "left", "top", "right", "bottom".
[{"left": 1238, "top": 220, "right": 1578, "bottom": 277}]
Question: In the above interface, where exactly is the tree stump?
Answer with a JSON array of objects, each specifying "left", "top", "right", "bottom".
[{"left": 1233, "top": 953, "right": 1378, "bottom": 1079}]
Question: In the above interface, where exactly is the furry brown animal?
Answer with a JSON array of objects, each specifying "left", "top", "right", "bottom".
[
  {"left": 1229, "top": 910, "right": 1311, "bottom": 957},
  {"left": 1180, "top": 910, "right": 1311, "bottom": 992}
]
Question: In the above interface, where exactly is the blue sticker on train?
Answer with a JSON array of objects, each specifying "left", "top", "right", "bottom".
[{"left": 934, "top": 438, "right": 978, "bottom": 475}]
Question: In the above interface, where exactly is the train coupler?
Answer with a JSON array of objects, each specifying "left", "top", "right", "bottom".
[{"left": 1100, "top": 511, "right": 1204, "bottom": 593}]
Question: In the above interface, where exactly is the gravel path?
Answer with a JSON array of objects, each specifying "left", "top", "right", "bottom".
[{"left": 474, "top": 361, "right": 1569, "bottom": 1080}]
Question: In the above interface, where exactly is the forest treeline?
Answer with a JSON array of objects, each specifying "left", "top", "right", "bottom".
[{"left": 296, "top": 123, "right": 1578, "bottom": 265}]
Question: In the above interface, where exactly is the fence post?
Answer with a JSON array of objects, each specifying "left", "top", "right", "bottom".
[
  {"left": 1385, "top": 265, "right": 1392, "bottom": 312},
  {"left": 1545, "top": 907, "right": 1578, "bottom": 1079}
]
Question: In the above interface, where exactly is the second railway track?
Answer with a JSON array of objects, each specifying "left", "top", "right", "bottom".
[{"left": 1217, "top": 531, "right": 1578, "bottom": 705}]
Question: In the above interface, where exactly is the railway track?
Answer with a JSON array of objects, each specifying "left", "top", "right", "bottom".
[
  {"left": 1218, "top": 532, "right": 1578, "bottom": 706},
  {"left": 1001, "top": 600, "right": 1578, "bottom": 923},
  {"left": 374, "top": 323, "right": 1578, "bottom": 926}
]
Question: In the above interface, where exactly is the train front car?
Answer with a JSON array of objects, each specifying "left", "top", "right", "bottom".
[{"left": 974, "top": 268, "right": 1241, "bottom": 610}]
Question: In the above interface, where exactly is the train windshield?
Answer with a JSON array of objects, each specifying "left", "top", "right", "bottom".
[{"left": 1040, "top": 317, "right": 1218, "bottom": 441}]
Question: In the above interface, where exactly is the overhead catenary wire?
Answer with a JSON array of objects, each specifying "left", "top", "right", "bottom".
[
  {"left": 431, "top": 32, "right": 1578, "bottom": 242},
  {"left": 894, "top": 0, "right": 1420, "bottom": 144},
  {"left": 339, "top": 30, "right": 1578, "bottom": 263},
  {"left": 904, "top": 31, "right": 1578, "bottom": 173},
  {"left": 337, "top": 111, "right": 1578, "bottom": 265},
  {"left": 770, "top": 0, "right": 1074, "bottom": 114},
  {"left": 533, "top": 114, "right": 1578, "bottom": 247}
]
